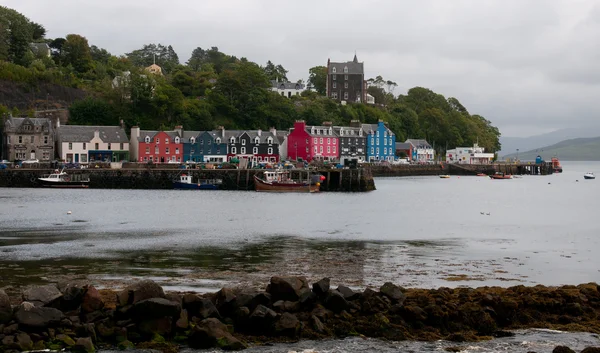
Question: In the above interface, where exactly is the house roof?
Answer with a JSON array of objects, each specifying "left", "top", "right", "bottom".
[
  {"left": 360, "top": 123, "right": 395, "bottom": 136},
  {"left": 270, "top": 80, "right": 305, "bottom": 90},
  {"left": 406, "top": 139, "right": 432, "bottom": 148},
  {"left": 305, "top": 125, "right": 339, "bottom": 137},
  {"left": 138, "top": 130, "right": 180, "bottom": 142},
  {"left": 181, "top": 131, "right": 202, "bottom": 143},
  {"left": 328, "top": 59, "right": 364, "bottom": 75},
  {"left": 396, "top": 142, "right": 412, "bottom": 150},
  {"left": 5, "top": 117, "right": 52, "bottom": 129},
  {"left": 58, "top": 125, "right": 128, "bottom": 143}
]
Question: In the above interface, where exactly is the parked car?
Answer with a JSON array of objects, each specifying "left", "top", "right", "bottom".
[
  {"left": 63, "top": 162, "right": 81, "bottom": 169},
  {"left": 21, "top": 159, "right": 39, "bottom": 164}
]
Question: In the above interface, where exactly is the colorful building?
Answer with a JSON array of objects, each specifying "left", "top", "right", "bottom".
[
  {"left": 335, "top": 121, "right": 366, "bottom": 163},
  {"left": 226, "top": 130, "right": 280, "bottom": 164},
  {"left": 194, "top": 129, "right": 228, "bottom": 163},
  {"left": 446, "top": 143, "right": 494, "bottom": 164},
  {"left": 130, "top": 126, "right": 183, "bottom": 163},
  {"left": 405, "top": 139, "right": 435, "bottom": 163},
  {"left": 363, "top": 121, "right": 395, "bottom": 162},
  {"left": 287, "top": 121, "right": 339, "bottom": 162},
  {"left": 56, "top": 125, "right": 129, "bottom": 163}
]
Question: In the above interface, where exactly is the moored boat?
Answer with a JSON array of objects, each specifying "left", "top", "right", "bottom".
[
  {"left": 489, "top": 172, "right": 513, "bottom": 180},
  {"left": 476, "top": 173, "right": 487, "bottom": 177},
  {"left": 38, "top": 169, "right": 90, "bottom": 188},
  {"left": 584, "top": 172, "right": 595, "bottom": 180},
  {"left": 254, "top": 170, "right": 323, "bottom": 193},
  {"left": 551, "top": 157, "right": 563, "bottom": 173},
  {"left": 173, "top": 174, "right": 222, "bottom": 190},
  {"left": 439, "top": 175, "right": 450, "bottom": 179}
]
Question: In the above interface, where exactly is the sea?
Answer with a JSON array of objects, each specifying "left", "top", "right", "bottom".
[{"left": 0, "top": 161, "right": 599, "bottom": 352}]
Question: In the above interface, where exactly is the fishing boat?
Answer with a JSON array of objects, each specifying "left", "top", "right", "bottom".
[
  {"left": 38, "top": 169, "right": 90, "bottom": 188},
  {"left": 254, "top": 170, "right": 323, "bottom": 193},
  {"left": 489, "top": 172, "right": 513, "bottom": 180},
  {"left": 173, "top": 174, "right": 222, "bottom": 190},
  {"left": 551, "top": 157, "right": 563, "bottom": 173},
  {"left": 439, "top": 175, "right": 451, "bottom": 179},
  {"left": 584, "top": 172, "right": 595, "bottom": 180}
]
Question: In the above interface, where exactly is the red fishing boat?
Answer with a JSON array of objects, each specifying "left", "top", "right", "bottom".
[
  {"left": 551, "top": 157, "right": 563, "bottom": 173},
  {"left": 489, "top": 172, "right": 513, "bottom": 180},
  {"left": 254, "top": 170, "right": 323, "bottom": 193}
]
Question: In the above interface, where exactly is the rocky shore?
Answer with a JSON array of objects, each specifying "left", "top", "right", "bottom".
[{"left": 1, "top": 277, "right": 599, "bottom": 352}]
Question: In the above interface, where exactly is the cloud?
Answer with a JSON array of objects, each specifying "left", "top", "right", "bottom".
[{"left": 4, "top": 0, "right": 600, "bottom": 137}]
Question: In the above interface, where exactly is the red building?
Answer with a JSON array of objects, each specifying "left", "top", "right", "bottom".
[
  {"left": 135, "top": 129, "right": 183, "bottom": 163},
  {"left": 287, "top": 121, "right": 339, "bottom": 162}
]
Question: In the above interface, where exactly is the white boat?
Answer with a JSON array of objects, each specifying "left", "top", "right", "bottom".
[
  {"left": 584, "top": 172, "right": 595, "bottom": 180},
  {"left": 38, "top": 169, "right": 90, "bottom": 188}
]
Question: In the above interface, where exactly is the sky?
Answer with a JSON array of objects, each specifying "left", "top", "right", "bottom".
[{"left": 4, "top": 0, "right": 600, "bottom": 137}]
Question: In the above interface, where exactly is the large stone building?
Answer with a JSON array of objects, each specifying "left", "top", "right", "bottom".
[
  {"left": 326, "top": 54, "right": 367, "bottom": 103},
  {"left": 2, "top": 117, "right": 55, "bottom": 161}
]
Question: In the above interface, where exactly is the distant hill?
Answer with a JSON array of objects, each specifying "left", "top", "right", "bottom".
[
  {"left": 503, "top": 137, "right": 600, "bottom": 161},
  {"left": 499, "top": 127, "right": 600, "bottom": 157}
]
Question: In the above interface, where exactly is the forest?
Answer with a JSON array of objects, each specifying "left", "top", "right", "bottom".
[{"left": 0, "top": 5, "right": 501, "bottom": 153}]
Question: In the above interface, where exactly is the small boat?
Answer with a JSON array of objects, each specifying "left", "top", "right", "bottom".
[
  {"left": 254, "top": 170, "right": 322, "bottom": 193},
  {"left": 584, "top": 172, "right": 595, "bottom": 180},
  {"left": 489, "top": 172, "right": 513, "bottom": 180},
  {"left": 439, "top": 175, "right": 451, "bottom": 179},
  {"left": 551, "top": 157, "right": 563, "bottom": 173},
  {"left": 173, "top": 174, "right": 222, "bottom": 190},
  {"left": 38, "top": 169, "right": 90, "bottom": 188},
  {"left": 476, "top": 173, "right": 487, "bottom": 177}
]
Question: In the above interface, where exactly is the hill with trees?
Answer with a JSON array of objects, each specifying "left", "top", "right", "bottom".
[
  {"left": 0, "top": 5, "right": 501, "bottom": 154},
  {"left": 503, "top": 137, "right": 600, "bottom": 161}
]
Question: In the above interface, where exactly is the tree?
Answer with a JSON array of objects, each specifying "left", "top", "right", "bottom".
[
  {"left": 126, "top": 43, "right": 180, "bottom": 73},
  {"left": 69, "top": 97, "right": 116, "bottom": 125},
  {"left": 62, "top": 34, "right": 93, "bottom": 73},
  {"left": 263, "top": 60, "right": 288, "bottom": 81},
  {"left": 0, "top": 6, "right": 36, "bottom": 65},
  {"left": 308, "top": 66, "right": 327, "bottom": 95},
  {"left": 90, "top": 45, "right": 111, "bottom": 64}
]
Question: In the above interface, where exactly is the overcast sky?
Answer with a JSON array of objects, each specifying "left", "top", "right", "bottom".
[{"left": 4, "top": 0, "right": 600, "bottom": 137}]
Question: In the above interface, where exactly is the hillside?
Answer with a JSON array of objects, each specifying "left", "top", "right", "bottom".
[
  {"left": 0, "top": 79, "right": 87, "bottom": 111},
  {"left": 499, "top": 126, "right": 600, "bottom": 157},
  {"left": 503, "top": 137, "right": 600, "bottom": 161}
]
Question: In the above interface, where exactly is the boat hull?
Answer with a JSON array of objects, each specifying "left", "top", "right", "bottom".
[
  {"left": 489, "top": 175, "right": 513, "bottom": 180},
  {"left": 584, "top": 175, "right": 595, "bottom": 180},
  {"left": 173, "top": 181, "right": 219, "bottom": 190},
  {"left": 254, "top": 175, "right": 319, "bottom": 193},
  {"left": 38, "top": 179, "right": 89, "bottom": 188}
]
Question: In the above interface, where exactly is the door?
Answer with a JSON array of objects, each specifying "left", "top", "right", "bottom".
[
  {"left": 75, "top": 154, "right": 79, "bottom": 163},
  {"left": 30, "top": 151, "right": 35, "bottom": 160}
]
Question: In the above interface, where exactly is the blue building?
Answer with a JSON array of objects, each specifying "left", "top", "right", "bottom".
[
  {"left": 362, "top": 121, "right": 396, "bottom": 162},
  {"left": 177, "top": 127, "right": 228, "bottom": 163}
]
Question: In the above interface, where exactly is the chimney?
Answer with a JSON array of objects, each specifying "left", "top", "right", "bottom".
[
  {"left": 120, "top": 119, "right": 125, "bottom": 129},
  {"left": 174, "top": 125, "right": 183, "bottom": 137},
  {"left": 322, "top": 121, "right": 332, "bottom": 127},
  {"left": 131, "top": 126, "right": 140, "bottom": 138},
  {"left": 94, "top": 130, "right": 100, "bottom": 139},
  {"left": 293, "top": 120, "right": 306, "bottom": 131},
  {"left": 257, "top": 129, "right": 261, "bottom": 136},
  {"left": 350, "top": 120, "right": 361, "bottom": 128},
  {"left": 217, "top": 126, "right": 225, "bottom": 138},
  {"left": 269, "top": 126, "right": 277, "bottom": 135}
]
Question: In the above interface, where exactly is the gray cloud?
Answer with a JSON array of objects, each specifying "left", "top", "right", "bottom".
[{"left": 4, "top": 0, "right": 600, "bottom": 137}]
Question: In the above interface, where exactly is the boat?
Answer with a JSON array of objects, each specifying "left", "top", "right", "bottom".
[
  {"left": 439, "top": 175, "right": 451, "bottom": 179},
  {"left": 173, "top": 174, "right": 222, "bottom": 190},
  {"left": 476, "top": 173, "right": 487, "bottom": 177},
  {"left": 551, "top": 157, "right": 563, "bottom": 173},
  {"left": 584, "top": 172, "right": 595, "bottom": 180},
  {"left": 489, "top": 172, "right": 513, "bottom": 180},
  {"left": 254, "top": 170, "right": 323, "bottom": 193},
  {"left": 38, "top": 169, "right": 90, "bottom": 188}
]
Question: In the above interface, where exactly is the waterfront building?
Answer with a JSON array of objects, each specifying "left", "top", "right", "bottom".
[
  {"left": 446, "top": 143, "right": 495, "bottom": 164},
  {"left": 56, "top": 125, "right": 129, "bottom": 163},
  {"left": 274, "top": 129, "right": 289, "bottom": 162},
  {"left": 363, "top": 121, "right": 396, "bottom": 162},
  {"left": 270, "top": 80, "right": 305, "bottom": 98},
  {"left": 326, "top": 54, "right": 367, "bottom": 103},
  {"left": 405, "top": 139, "right": 435, "bottom": 162},
  {"left": 287, "top": 121, "right": 339, "bottom": 162},
  {"left": 2, "top": 117, "right": 55, "bottom": 162},
  {"left": 395, "top": 142, "right": 413, "bottom": 159},
  {"left": 194, "top": 129, "right": 228, "bottom": 163},
  {"left": 130, "top": 126, "right": 183, "bottom": 163},
  {"left": 226, "top": 129, "right": 280, "bottom": 164},
  {"left": 335, "top": 121, "right": 366, "bottom": 163}
]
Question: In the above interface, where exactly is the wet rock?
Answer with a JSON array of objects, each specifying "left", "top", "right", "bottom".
[
  {"left": 273, "top": 300, "right": 300, "bottom": 313},
  {"left": 183, "top": 294, "right": 220, "bottom": 319},
  {"left": 581, "top": 348, "right": 600, "bottom": 353},
  {"left": 380, "top": 282, "right": 406, "bottom": 304},
  {"left": 165, "top": 293, "right": 182, "bottom": 305},
  {"left": 215, "top": 288, "right": 237, "bottom": 314},
  {"left": 2, "top": 335, "right": 15, "bottom": 348},
  {"left": 233, "top": 292, "right": 271, "bottom": 312},
  {"left": 77, "top": 323, "right": 97, "bottom": 343},
  {"left": 96, "top": 322, "right": 115, "bottom": 338},
  {"left": 56, "top": 333, "right": 76, "bottom": 346},
  {"left": 81, "top": 286, "right": 104, "bottom": 313},
  {"left": 138, "top": 317, "right": 173, "bottom": 336},
  {"left": 401, "top": 305, "right": 428, "bottom": 322},
  {"left": 61, "top": 284, "right": 85, "bottom": 311},
  {"left": 337, "top": 285, "right": 359, "bottom": 301},
  {"left": 552, "top": 346, "right": 576, "bottom": 353},
  {"left": 117, "top": 280, "right": 165, "bottom": 306},
  {"left": 0, "top": 290, "right": 12, "bottom": 324},
  {"left": 16, "top": 332, "right": 33, "bottom": 351},
  {"left": 131, "top": 298, "right": 181, "bottom": 321},
  {"left": 311, "top": 305, "right": 334, "bottom": 323},
  {"left": 298, "top": 291, "right": 317, "bottom": 308},
  {"left": 310, "top": 315, "right": 325, "bottom": 333},
  {"left": 22, "top": 284, "right": 63, "bottom": 307},
  {"left": 248, "top": 304, "right": 278, "bottom": 332},
  {"left": 117, "top": 340, "right": 134, "bottom": 350},
  {"left": 268, "top": 276, "right": 310, "bottom": 301},
  {"left": 73, "top": 337, "right": 95, "bottom": 353},
  {"left": 176, "top": 309, "right": 189, "bottom": 329},
  {"left": 312, "top": 278, "right": 330, "bottom": 296},
  {"left": 324, "top": 291, "right": 348, "bottom": 313},
  {"left": 275, "top": 312, "right": 300, "bottom": 337},
  {"left": 15, "top": 302, "right": 65, "bottom": 329},
  {"left": 188, "top": 318, "right": 246, "bottom": 350}
]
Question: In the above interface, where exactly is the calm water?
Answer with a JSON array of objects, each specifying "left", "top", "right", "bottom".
[{"left": 1, "top": 162, "right": 599, "bottom": 351}]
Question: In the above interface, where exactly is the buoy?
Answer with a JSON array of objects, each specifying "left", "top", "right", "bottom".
[{"left": 67, "top": 211, "right": 72, "bottom": 215}]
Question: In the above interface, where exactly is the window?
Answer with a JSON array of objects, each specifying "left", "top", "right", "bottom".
[
  {"left": 30, "top": 136, "right": 34, "bottom": 143},
  {"left": 376, "top": 147, "right": 380, "bottom": 155},
  {"left": 327, "top": 146, "right": 331, "bottom": 153},
  {"left": 327, "top": 138, "right": 331, "bottom": 144},
  {"left": 83, "top": 143, "right": 87, "bottom": 150},
  {"left": 145, "top": 147, "right": 150, "bottom": 154},
  {"left": 175, "top": 137, "right": 180, "bottom": 143},
  {"left": 333, "top": 139, "right": 336, "bottom": 144},
  {"left": 389, "top": 138, "right": 392, "bottom": 145},
  {"left": 371, "top": 147, "right": 374, "bottom": 154},
  {"left": 95, "top": 143, "right": 99, "bottom": 150},
  {"left": 108, "top": 143, "right": 112, "bottom": 150},
  {"left": 332, "top": 67, "right": 337, "bottom": 73},
  {"left": 241, "top": 147, "right": 246, "bottom": 154},
  {"left": 376, "top": 138, "right": 379, "bottom": 145},
  {"left": 144, "top": 157, "right": 148, "bottom": 162},
  {"left": 333, "top": 146, "right": 336, "bottom": 153},
  {"left": 230, "top": 137, "right": 235, "bottom": 143},
  {"left": 155, "top": 147, "right": 159, "bottom": 154},
  {"left": 175, "top": 148, "right": 180, "bottom": 155},
  {"left": 320, "top": 146, "right": 323, "bottom": 153},
  {"left": 332, "top": 92, "right": 338, "bottom": 99},
  {"left": 320, "top": 138, "right": 323, "bottom": 144},
  {"left": 333, "top": 82, "right": 337, "bottom": 89},
  {"left": 344, "top": 82, "right": 348, "bottom": 89},
  {"left": 306, "top": 147, "right": 309, "bottom": 153},
  {"left": 344, "top": 92, "right": 348, "bottom": 100},
  {"left": 389, "top": 148, "right": 393, "bottom": 154},
  {"left": 120, "top": 143, "right": 124, "bottom": 150},
  {"left": 81, "top": 154, "right": 87, "bottom": 163},
  {"left": 145, "top": 136, "right": 151, "bottom": 143},
  {"left": 267, "top": 147, "right": 273, "bottom": 155},
  {"left": 333, "top": 74, "right": 336, "bottom": 80},
  {"left": 165, "top": 138, "right": 169, "bottom": 144},
  {"left": 314, "top": 146, "right": 317, "bottom": 153},
  {"left": 156, "top": 138, "right": 160, "bottom": 144},
  {"left": 254, "top": 137, "right": 260, "bottom": 144},
  {"left": 166, "top": 147, "right": 170, "bottom": 154},
  {"left": 253, "top": 147, "right": 258, "bottom": 154},
  {"left": 18, "top": 136, "right": 22, "bottom": 143},
  {"left": 305, "top": 139, "right": 309, "bottom": 144},
  {"left": 371, "top": 138, "right": 374, "bottom": 144},
  {"left": 242, "top": 139, "right": 246, "bottom": 145},
  {"left": 232, "top": 147, "right": 237, "bottom": 154},
  {"left": 376, "top": 131, "right": 380, "bottom": 137},
  {"left": 384, "top": 139, "right": 387, "bottom": 146},
  {"left": 345, "top": 74, "right": 348, "bottom": 80},
  {"left": 190, "top": 137, "right": 195, "bottom": 144},
  {"left": 267, "top": 137, "right": 273, "bottom": 144},
  {"left": 68, "top": 143, "right": 72, "bottom": 150}
]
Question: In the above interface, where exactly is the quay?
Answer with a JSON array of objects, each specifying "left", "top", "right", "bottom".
[
  {"left": 0, "top": 167, "right": 376, "bottom": 192},
  {"left": 370, "top": 161, "right": 557, "bottom": 177}
]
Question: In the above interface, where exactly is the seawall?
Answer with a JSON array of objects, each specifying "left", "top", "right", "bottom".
[{"left": 370, "top": 162, "right": 554, "bottom": 177}]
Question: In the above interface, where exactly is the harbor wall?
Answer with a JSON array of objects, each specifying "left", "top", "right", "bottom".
[{"left": 370, "top": 162, "right": 554, "bottom": 177}]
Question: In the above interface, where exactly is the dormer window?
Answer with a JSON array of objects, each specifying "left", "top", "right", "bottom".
[
  {"left": 311, "top": 127, "right": 315, "bottom": 134},
  {"left": 215, "top": 138, "right": 221, "bottom": 144},
  {"left": 359, "top": 130, "right": 363, "bottom": 136},
  {"left": 267, "top": 137, "right": 273, "bottom": 144},
  {"left": 332, "top": 67, "right": 337, "bottom": 73},
  {"left": 254, "top": 137, "right": 260, "bottom": 144},
  {"left": 230, "top": 137, "right": 235, "bottom": 143},
  {"left": 174, "top": 137, "right": 180, "bottom": 143},
  {"left": 316, "top": 129, "right": 320, "bottom": 135},
  {"left": 384, "top": 131, "right": 387, "bottom": 138},
  {"left": 344, "top": 66, "right": 348, "bottom": 73},
  {"left": 145, "top": 136, "right": 151, "bottom": 143},
  {"left": 329, "top": 128, "right": 332, "bottom": 135}
]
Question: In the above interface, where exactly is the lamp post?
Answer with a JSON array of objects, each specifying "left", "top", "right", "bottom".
[
  {"left": 294, "top": 142, "right": 298, "bottom": 162},
  {"left": 516, "top": 148, "right": 519, "bottom": 162}
]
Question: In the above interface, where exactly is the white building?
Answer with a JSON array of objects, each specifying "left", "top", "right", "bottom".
[
  {"left": 446, "top": 143, "right": 495, "bottom": 164},
  {"left": 271, "top": 80, "right": 305, "bottom": 98},
  {"left": 406, "top": 139, "right": 435, "bottom": 162},
  {"left": 56, "top": 125, "right": 129, "bottom": 163},
  {"left": 366, "top": 94, "right": 375, "bottom": 105}
]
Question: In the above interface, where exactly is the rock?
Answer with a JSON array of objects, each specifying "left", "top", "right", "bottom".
[
  {"left": 81, "top": 286, "right": 104, "bottom": 313},
  {"left": 117, "top": 280, "right": 165, "bottom": 306},
  {"left": 275, "top": 312, "right": 300, "bottom": 337},
  {"left": 165, "top": 293, "right": 182, "bottom": 305},
  {"left": 131, "top": 298, "right": 181, "bottom": 321},
  {"left": 233, "top": 307, "right": 250, "bottom": 326},
  {"left": 337, "top": 285, "right": 359, "bottom": 300},
  {"left": 188, "top": 318, "right": 246, "bottom": 350},
  {"left": 0, "top": 290, "right": 12, "bottom": 324},
  {"left": 56, "top": 333, "right": 76, "bottom": 346},
  {"left": 248, "top": 304, "right": 278, "bottom": 333},
  {"left": 16, "top": 332, "right": 33, "bottom": 351},
  {"left": 73, "top": 337, "right": 95, "bottom": 353},
  {"left": 2, "top": 335, "right": 15, "bottom": 348},
  {"left": 268, "top": 276, "right": 310, "bottom": 301},
  {"left": 117, "top": 340, "right": 135, "bottom": 350},
  {"left": 552, "top": 346, "right": 575, "bottom": 353},
  {"left": 273, "top": 300, "right": 300, "bottom": 313},
  {"left": 311, "top": 305, "right": 334, "bottom": 323},
  {"left": 183, "top": 294, "right": 221, "bottom": 319},
  {"left": 61, "top": 284, "right": 85, "bottom": 311},
  {"left": 77, "top": 323, "right": 97, "bottom": 343},
  {"left": 581, "top": 348, "right": 600, "bottom": 353},
  {"left": 401, "top": 305, "right": 428, "bottom": 322},
  {"left": 96, "top": 322, "right": 115, "bottom": 338},
  {"left": 176, "top": 309, "right": 189, "bottom": 329},
  {"left": 298, "top": 291, "right": 317, "bottom": 308},
  {"left": 22, "top": 284, "right": 63, "bottom": 307},
  {"left": 15, "top": 302, "right": 65, "bottom": 329},
  {"left": 232, "top": 292, "right": 271, "bottom": 312},
  {"left": 138, "top": 317, "right": 173, "bottom": 336},
  {"left": 324, "top": 291, "right": 348, "bottom": 313},
  {"left": 380, "top": 282, "right": 406, "bottom": 304},
  {"left": 312, "top": 278, "right": 330, "bottom": 296},
  {"left": 310, "top": 315, "right": 325, "bottom": 333}
]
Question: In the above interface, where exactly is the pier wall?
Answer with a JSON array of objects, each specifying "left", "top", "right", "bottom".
[{"left": 371, "top": 162, "right": 554, "bottom": 177}]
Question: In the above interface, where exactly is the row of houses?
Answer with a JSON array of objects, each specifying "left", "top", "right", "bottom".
[{"left": 1, "top": 116, "right": 494, "bottom": 165}]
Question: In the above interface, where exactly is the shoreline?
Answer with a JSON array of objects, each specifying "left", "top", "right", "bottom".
[{"left": 1, "top": 278, "right": 599, "bottom": 352}]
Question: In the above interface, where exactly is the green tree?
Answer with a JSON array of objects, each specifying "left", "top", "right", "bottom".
[
  {"left": 126, "top": 43, "right": 180, "bottom": 73},
  {"left": 68, "top": 97, "right": 116, "bottom": 125},
  {"left": 0, "top": 6, "right": 36, "bottom": 65},
  {"left": 263, "top": 60, "right": 288, "bottom": 81},
  {"left": 90, "top": 45, "right": 111, "bottom": 64},
  {"left": 62, "top": 34, "right": 93, "bottom": 73},
  {"left": 308, "top": 66, "right": 327, "bottom": 95}
]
